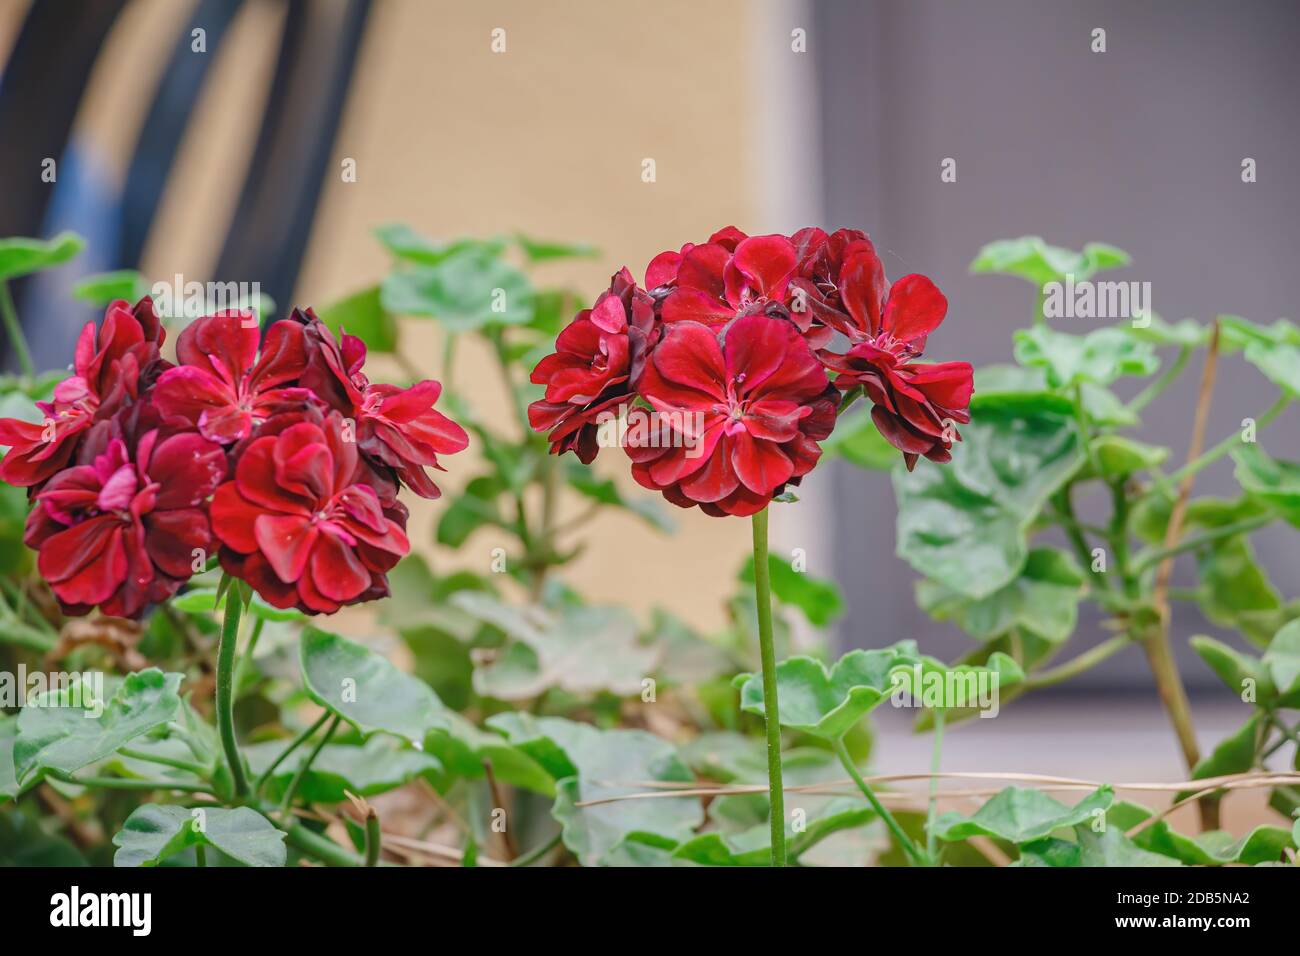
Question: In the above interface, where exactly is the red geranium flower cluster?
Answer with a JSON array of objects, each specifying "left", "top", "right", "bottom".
[
  {"left": 528, "top": 226, "right": 973, "bottom": 515},
  {"left": 0, "top": 301, "right": 466, "bottom": 617}
]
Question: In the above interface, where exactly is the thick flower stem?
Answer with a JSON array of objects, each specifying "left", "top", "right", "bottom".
[
  {"left": 751, "top": 507, "right": 787, "bottom": 867},
  {"left": 216, "top": 587, "right": 250, "bottom": 800}
]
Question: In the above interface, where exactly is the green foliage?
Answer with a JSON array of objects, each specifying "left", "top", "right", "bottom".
[
  {"left": 113, "top": 805, "right": 285, "bottom": 867},
  {"left": 0, "top": 232, "right": 84, "bottom": 280}
]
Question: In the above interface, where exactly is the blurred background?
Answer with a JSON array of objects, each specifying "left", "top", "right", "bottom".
[{"left": 1, "top": 0, "right": 1297, "bottom": 812}]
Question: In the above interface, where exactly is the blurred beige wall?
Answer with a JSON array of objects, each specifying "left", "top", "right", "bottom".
[{"left": 58, "top": 0, "right": 773, "bottom": 632}]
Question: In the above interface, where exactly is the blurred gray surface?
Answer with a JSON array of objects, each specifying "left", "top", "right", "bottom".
[{"left": 814, "top": 0, "right": 1300, "bottom": 689}]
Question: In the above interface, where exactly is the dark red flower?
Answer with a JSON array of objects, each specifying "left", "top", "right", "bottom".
[
  {"left": 653, "top": 232, "right": 802, "bottom": 335},
  {"left": 527, "top": 268, "right": 659, "bottom": 463},
  {"left": 152, "top": 311, "right": 314, "bottom": 444},
  {"left": 24, "top": 412, "right": 225, "bottom": 617},
  {"left": 627, "top": 315, "right": 835, "bottom": 517},
  {"left": 210, "top": 411, "right": 410, "bottom": 614},
  {"left": 295, "top": 310, "right": 467, "bottom": 498},
  {"left": 0, "top": 297, "right": 167, "bottom": 487},
  {"left": 820, "top": 242, "right": 973, "bottom": 469}
]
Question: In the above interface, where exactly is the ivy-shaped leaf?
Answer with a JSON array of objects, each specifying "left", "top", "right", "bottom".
[
  {"left": 970, "top": 237, "right": 1129, "bottom": 286},
  {"left": 1233, "top": 444, "right": 1300, "bottom": 527},
  {"left": 245, "top": 737, "right": 442, "bottom": 804},
  {"left": 735, "top": 642, "right": 919, "bottom": 740},
  {"left": 113, "top": 805, "right": 285, "bottom": 867},
  {"left": 487, "top": 714, "right": 703, "bottom": 866},
  {"left": 299, "top": 626, "right": 449, "bottom": 745},
  {"left": 917, "top": 548, "right": 1086, "bottom": 647},
  {"left": 1263, "top": 619, "right": 1300, "bottom": 697},
  {"left": 893, "top": 405, "right": 1084, "bottom": 600},
  {"left": 0, "top": 232, "right": 84, "bottom": 281},
  {"left": 932, "top": 785, "right": 1114, "bottom": 844},
  {"left": 14, "top": 670, "right": 182, "bottom": 786},
  {"left": 454, "top": 594, "right": 660, "bottom": 700},
  {"left": 1013, "top": 325, "right": 1159, "bottom": 388}
]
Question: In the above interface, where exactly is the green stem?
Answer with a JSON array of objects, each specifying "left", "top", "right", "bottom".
[
  {"left": 926, "top": 708, "right": 945, "bottom": 863},
  {"left": 1023, "top": 634, "right": 1132, "bottom": 690},
  {"left": 194, "top": 844, "right": 207, "bottom": 868},
  {"left": 47, "top": 769, "right": 214, "bottom": 794},
  {"left": 282, "top": 822, "right": 362, "bottom": 867},
  {"left": 1158, "top": 393, "right": 1292, "bottom": 490},
  {"left": 837, "top": 384, "right": 864, "bottom": 415},
  {"left": 1128, "top": 345, "right": 1191, "bottom": 414},
  {"left": 215, "top": 583, "right": 249, "bottom": 800},
  {"left": 255, "top": 711, "right": 332, "bottom": 796},
  {"left": 833, "top": 739, "right": 927, "bottom": 866},
  {"left": 117, "top": 747, "right": 208, "bottom": 778},
  {"left": 279, "top": 714, "right": 340, "bottom": 816},
  {"left": 0, "top": 280, "right": 35, "bottom": 377},
  {"left": 1132, "top": 513, "right": 1273, "bottom": 574},
  {"left": 1072, "top": 385, "right": 1102, "bottom": 478},
  {"left": 363, "top": 810, "right": 381, "bottom": 867},
  {"left": 509, "top": 831, "right": 562, "bottom": 867},
  {"left": 751, "top": 507, "right": 787, "bottom": 867},
  {"left": 1054, "top": 487, "right": 1110, "bottom": 591}
]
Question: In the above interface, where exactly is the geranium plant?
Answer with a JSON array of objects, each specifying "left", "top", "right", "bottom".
[
  {"left": 0, "top": 228, "right": 1296, "bottom": 870},
  {"left": 528, "top": 227, "right": 973, "bottom": 864}
]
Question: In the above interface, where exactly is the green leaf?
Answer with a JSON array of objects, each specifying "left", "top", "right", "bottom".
[
  {"left": 820, "top": 406, "right": 901, "bottom": 469},
  {"left": 457, "top": 594, "right": 659, "bottom": 700},
  {"left": 1126, "top": 314, "right": 1210, "bottom": 348},
  {"left": 1195, "top": 537, "right": 1283, "bottom": 646},
  {"left": 1106, "top": 801, "right": 1293, "bottom": 865},
  {"left": 969, "top": 236, "right": 1129, "bottom": 285},
  {"left": 1176, "top": 715, "right": 1264, "bottom": 803},
  {"left": 514, "top": 233, "right": 598, "bottom": 263},
  {"left": 647, "top": 610, "right": 736, "bottom": 685},
  {"left": 171, "top": 586, "right": 304, "bottom": 622},
  {"left": 893, "top": 405, "right": 1084, "bottom": 600},
  {"left": 299, "top": 626, "right": 449, "bottom": 744},
  {"left": 968, "top": 365, "right": 1073, "bottom": 415},
  {"left": 14, "top": 669, "right": 182, "bottom": 785},
  {"left": 738, "top": 553, "right": 845, "bottom": 627},
  {"left": 245, "top": 737, "right": 442, "bottom": 804},
  {"left": 316, "top": 285, "right": 397, "bottom": 353},
  {"left": 1263, "top": 619, "right": 1300, "bottom": 696},
  {"left": 436, "top": 474, "right": 506, "bottom": 546},
  {"left": 1013, "top": 325, "right": 1159, "bottom": 388},
  {"left": 1086, "top": 435, "right": 1168, "bottom": 478},
  {"left": 422, "top": 710, "right": 554, "bottom": 795},
  {"left": 486, "top": 714, "right": 703, "bottom": 866},
  {"left": 0, "top": 232, "right": 84, "bottom": 281},
  {"left": 932, "top": 785, "right": 1113, "bottom": 844},
  {"left": 113, "top": 805, "right": 285, "bottom": 867},
  {"left": 1233, "top": 444, "right": 1300, "bottom": 526},
  {"left": 564, "top": 460, "right": 674, "bottom": 532},
  {"left": 1243, "top": 341, "right": 1300, "bottom": 398},
  {"left": 0, "top": 717, "right": 16, "bottom": 799},
  {"left": 374, "top": 224, "right": 496, "bottom": 265},
  {"left": 382, "top": 246, "right": 534, "bottom": 331},
  {"left": 917, "top": 548, "right": 1086, "bottom": 646},
  {"left": 1190, "top": 635, "right": 1270, "bottom": 700},
  {"left": 72, "top": 270, "right": 150, "bottom": 307},
  {"left": 735, "top": 642, "right": 918, "bottom": 741},
  {"left": 1219, "top": 315, "right": 1300, "bottom": 353},
  {"left": 0, "top": 809, "right": 85, "bottom": 865}
]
